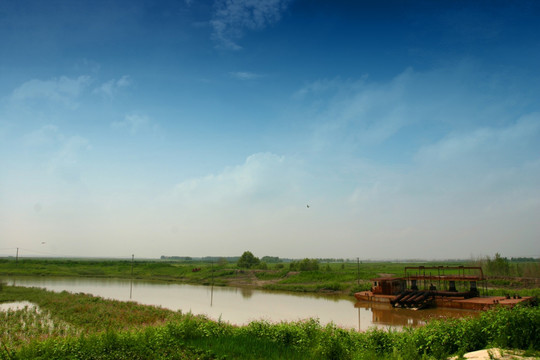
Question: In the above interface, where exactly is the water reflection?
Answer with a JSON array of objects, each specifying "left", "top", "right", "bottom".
[
  {"left": 3, "top": 276, "right": 477, "bottom": 330},
  {"left": 0, "top": 301, "right": 37, "bottom": 312},
  {"left": 240, "top": 287, "right": 253, "bottom": 299},
  {"left": 354, "top": 301, "right": 478, "bottom": 329}
]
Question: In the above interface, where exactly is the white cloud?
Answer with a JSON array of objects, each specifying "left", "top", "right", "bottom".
[
  {"left": 10, "top": 76, "right": 92, "bottom": 108},
  {"left": 282, "top": 65, "right": 540, "bottom": 258},
  {"left": 22, "top": 125, "right": 62, "bottom": 147},
  {"left": 211, "top": 0, "right": 291, "bottom": 49},
  {"left": 173, "top": 152, "right": 302, "bottom": 207},
  {"left": 344, "top": 113, "right": 540, "bottom": 204},
  {"left": 229, "top": 71, "right": 263, "bottom": 80},
  {"left": 93, "top": 75, "right": 132, "bottom": 97},
  {"left": 47, "top": 135, "right": 91, "bottom": 183},
  {"left": 20, "top": 125, "right": 92, "bottom": 184},
  {"left": 415, "top": 113, "right": 540, "bottom": 164},
  {"left": 0, "top": 120, "right": 7, "bottom": 140},
  {"left": 165, "top": 152, "right": 321, "bottom": 256},
  {"left": 299, "top": 64, "right": 531, "bottom": 155},
  {"left": 298, "top": 72, "right": 418, "bottom": 152},
  {"left": 341, "top": 112, "right": 540, "bottom": 258},
  {"left": 111, "top": 113, "right": 153, "bottom": 134},
  {"left": 293, "top": 78, "right": 349, "bottom": 99}
]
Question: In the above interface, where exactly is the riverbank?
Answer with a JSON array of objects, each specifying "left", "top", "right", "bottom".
[
  {"left": 1, "top": 258, "right": 538, "bottom": 298},
  {"left": 1, "top": 285, "right": 538, "bottom": 360}
]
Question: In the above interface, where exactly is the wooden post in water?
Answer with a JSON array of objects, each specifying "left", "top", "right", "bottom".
[
  {"left": 211, "top": 260, "right": 214, "bottom": 285},
  {"left": 130, "top": 254, "right": 134, "bottom": 299},
  {"left": 357, "top": 257, "right": 360, "bottom": 285},
  {"left": 357, "top": 305, "right": 361, "bottom": 332}
]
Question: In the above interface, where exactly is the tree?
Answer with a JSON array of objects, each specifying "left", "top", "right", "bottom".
[
  {"left": 237, "top": 251, "right": 260, "bottom": 269},
  {"left": 261, "top": 256, "right": 280, "bottom": 263},
  {"left": 289, "top": 258, "right": 319, "bottom": 271},
  {"left": 486, "top": 253, "right": 511, "bottom": 276}
]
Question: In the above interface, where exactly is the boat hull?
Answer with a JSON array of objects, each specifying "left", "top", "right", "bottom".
[{"left": 355, "top": 291, "right": 534, "bottom": 310}]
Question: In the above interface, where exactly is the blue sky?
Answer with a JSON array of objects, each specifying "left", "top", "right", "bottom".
[{"left": 1, "top": 0, "right": 539, "bottom": 259}]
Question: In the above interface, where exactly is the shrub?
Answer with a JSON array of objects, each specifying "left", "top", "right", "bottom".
[
  {"left": 237, "top": 251, "right": 260, "bottom": 269},
  {"left": 289, "top": 258, "right": 319, "bottom": 271}
]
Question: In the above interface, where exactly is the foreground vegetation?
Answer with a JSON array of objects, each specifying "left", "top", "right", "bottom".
[
  {"left": 0, "top": 285, "right": 538, "bottom": 359},
  {"left": 1, "top": 254, "right": 538, "bottom": 297}
]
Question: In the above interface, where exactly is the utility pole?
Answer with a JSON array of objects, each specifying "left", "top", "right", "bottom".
[
  {"left": 210, "top": 260, "right": 214, "bottom": 306},
  {"left": 16, "top": 248, "right": 19, "bottom": 264}
]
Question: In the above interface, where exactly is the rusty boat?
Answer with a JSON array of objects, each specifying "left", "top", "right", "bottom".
[{"left": 354, "top": 266, "right": 535, "bottom": 310}]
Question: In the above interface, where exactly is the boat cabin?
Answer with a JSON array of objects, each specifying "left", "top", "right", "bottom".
[{"left": 371, "top": 277, "right": 406, "bottom": 295}]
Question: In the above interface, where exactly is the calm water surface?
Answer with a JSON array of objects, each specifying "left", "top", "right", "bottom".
[{"left": 3, "top": 277, "right": 477, "bottom": 331}]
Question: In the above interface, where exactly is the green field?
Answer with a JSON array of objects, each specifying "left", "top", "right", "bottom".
[
  {"left": 0, "top": 285, "right": 538, "bottom": 360},
  {"left": 1, "top": 257, "right": 538, "bottom": 297}
]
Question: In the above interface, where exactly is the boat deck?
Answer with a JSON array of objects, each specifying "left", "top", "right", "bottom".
[
  {"left": 355, "top": 291, "right": 393, "bottom": 303},
  {"left": 355, "top": 291, "right": 534, "bottom": 310},
  {"left": 436, "top": 295, "right": 534, "bottom": 310}
]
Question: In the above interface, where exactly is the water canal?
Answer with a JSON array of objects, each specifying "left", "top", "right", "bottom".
[{"left": 3, "top": 277, "right": 477, "bottom": 331}]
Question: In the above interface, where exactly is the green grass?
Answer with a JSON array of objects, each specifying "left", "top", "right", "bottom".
[
  {"left": 0, "top": 305, "right": 76, "bottom": 350},
  {"left": 1, "top": 285, "right": 539, "bottom": 359},
  {"left": 1, "top": 258, "right": 538, "bottom": 297},
  {"left": 0, "top": 285, "right": 178, "bottom": 333},
  {"left": 485, "top": 288, "right": 540, "bottom": 297}
]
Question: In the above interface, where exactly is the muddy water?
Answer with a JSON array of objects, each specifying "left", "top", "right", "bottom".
[
  {"left": 0, "top": 300, "right": 37, "bottom": 311},
  {"left": 3, "top": 277, "right": 477, "bottom": 331}
]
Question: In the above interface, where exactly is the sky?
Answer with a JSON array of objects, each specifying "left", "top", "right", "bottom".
[{"left": 1, "top": 0, "right": 539, "bottom": 260}]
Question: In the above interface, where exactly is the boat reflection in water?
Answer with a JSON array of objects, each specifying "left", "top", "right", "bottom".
[{"left": 354, "top": 301, "right": 478, "bottom": 330}]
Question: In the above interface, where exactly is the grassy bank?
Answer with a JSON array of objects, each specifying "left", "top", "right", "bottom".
[
  {"left": 1, "top": 258, "right": 538, "bottom": 297},
  {"left": 0, "top": 285, "right": 538, "bottom": 360}
]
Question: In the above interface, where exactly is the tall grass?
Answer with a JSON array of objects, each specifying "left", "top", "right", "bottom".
[
  {"left": 0, "top": 305, "right": 77, "bottom": 352},
  {"left": 1, "top": 285, "right": 538, "bottom": 360},
  {"left": 469, "top": 254, "right": 540, "bottom": 278},
  {"left": 0, "top": 286, "right": 179, "bottom": 332},
  {"left": 7, "top": 306, "right": 539, "bottom": 360}
]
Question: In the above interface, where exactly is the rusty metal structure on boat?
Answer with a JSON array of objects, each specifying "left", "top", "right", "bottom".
[
  {"left": 355, "top": 265, "right": 534, "bottom": 310},
  {"left": 404, "top": 265, "right": 485, "bottom": 293}
]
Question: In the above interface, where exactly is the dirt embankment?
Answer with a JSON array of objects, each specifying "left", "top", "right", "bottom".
[
  {"left": 222, "top": 270, "right": 296, "bottom": 288},
  {"left": 217, "top": 269, "right": 361, "bottom": 296}
]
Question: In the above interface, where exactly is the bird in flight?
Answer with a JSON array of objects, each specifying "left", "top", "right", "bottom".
[{"left": 306, "top": 204, "right": 310, "bottom": 208}]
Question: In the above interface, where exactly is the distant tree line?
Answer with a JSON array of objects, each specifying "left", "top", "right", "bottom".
[
  {"left": 289, "top": 258, "right": 320, "bottom": 271},
  {"left": 472, "top": 253, "right": 540, "bottom": 277},
  {"left": 261, "top": 256, "right": 280, "bottom": 263},
  {"left": 161, "top": 255, "right": 368, "bottom": 264},
  {"left": 235, "top": 252, "right": 323, "bottom": 272},
  {"left": 510, "top": 257, "right": 539, "bottom": 262},
  {"left": 160, "top": 256, "right": 240, "bottom": 262}
]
